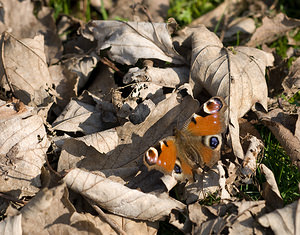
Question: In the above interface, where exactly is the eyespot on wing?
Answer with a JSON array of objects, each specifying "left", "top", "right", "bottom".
[{"left": 144, "top": 139, "right": 177, "bottom": 174}]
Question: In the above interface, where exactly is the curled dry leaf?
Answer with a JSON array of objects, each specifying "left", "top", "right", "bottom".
[
  {"left": 256, "top": 110, "right": 300, "bottom": 169},
  {"left": 64, "top": 54, "right": 99, "bottom": 93},
  {"left": 63, "top": 168, "right": 185, "bottom": 221},
  {"left": 190, "top": 25, "right": 274, "bottom": 159},
  {"left": 240, "top": 135, "right": 264, "bottom": 183},
  {"left": 0, "top": 214, "right": 22, "bottom": 235},
  {"left": 258, "top": 199, "right": 300, "bottom": 235},
  {"left": 260, "top": 164, "right": 284, "bottom": 210},
  {"left": 217, "top": 163, "right": 231, "bottom": 200},
  {"left": 0, "top": 34, "right": 55, "bottom": 107},
  {"left": 123, "top": 66, "right": 189, "bottom": 88},
  {"left": 81, "top": 20, "right": 186, "bottom": 65},
  {"left": 296, "top": 110, "right": 300, "bottom": 142},
  {"left": 247, "top": 13, "right": 300, "bottom": 47},
  {"left": 0, "top": 100, "right": 50, "bottom": 197},
  {"left": 283, "top": 56, "right": 300, "bottom": 98}
]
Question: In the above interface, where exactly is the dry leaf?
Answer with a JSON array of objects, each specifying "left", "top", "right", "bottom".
[
  {"left": 283, "top": 56, "right": 300, "bottom": 98},
  {"left": 228, "top": 201, "right": 267, "bottom": 235},
  {"left": 69, "top": 212, "right": 119, "bottom": 235},
  {"left": 109, "top": 0, "right": 168, "bottom": 23},
  {"left": 64, "top": 54, "right": 99, "bottom": 92},
  {"left": 68, "top": 210, "right": 156, "bottom": 235},
  {"left": 76, "top": 128, "right": 119, "bottom": 154},
  {"left": 185, "top": 165, "right": 222, "bottom": 204},
  {"left": 58, "top": 138, "right": 139, "bottom": 182},
  {"left": 72, "top": 212, "right": 158, "bottom": 235},
  {"left": 189, "top": 0, "right": 244, "bottom": 29},
  {"left": 81, "top": 20, "right": 186, "bottom": 65},
  {"left": 0, "top": 0, "right": 62, "bottom": 62},
  {"left": 53, "top": 91, "right": 117, "bottom": 134},
  {"left": 123, "top": 66, "right": 189, "bottom": 88},
  {"left": 53, "top": 99, "right": 102, "bottom": 134},
  {"left": 240, "top": 135, "right": 264, "bottom": 183},
  {"left": 256, "top": 110, "right": 300, "bottom": 169},
  {"left": 0, "top": 101, "right": 50, "bottom": 197},
  {"left": 63, "top": 168, "right": 185, "bottom": 221},
  {"left": 296, "top": 110, "right": 300, "bottom": 142},
  {"left": 247, "top": 13, "right": 300, "bottom": 47},
  {"left": 20, "top": 181, "right": 157, "bottom": 234},
  {"left": 189, "top": 200, "right": 266, "bottom": 234},
  {"left": 224, "top": 17, "right": 256, "bottom": 39},
  {"left": 88, "top": 63, "right": 117, "bottom": 100},
  {"left": 20, "top": 183, "right": 74, "bottom": 234},
  {"left": 190, "top": 25, "right": 274, "bottom": 159},
  {"left": 0, "top": 34, "right": 55, "bottom": 107},
  {"left": 129, "top": 99, "right": 156, "bottom": 124},
  {"left": 260, "top": 164, "right": 284, "bottom": 210},
  {"left": 258, "top": 199, "right": 300, "bottom": 235},
  {"left": 125, "top": 82, "right": 164, "bottom": 103},
  {"left": 49, "top": 64, "right": 78, "bottom": 115}
]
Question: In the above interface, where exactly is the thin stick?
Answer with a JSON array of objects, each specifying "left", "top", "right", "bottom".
[{"left": 86, "top": 198, "right": 127, "bottom": 235}]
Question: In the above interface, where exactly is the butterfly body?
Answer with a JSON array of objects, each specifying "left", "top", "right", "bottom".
[{"left": 144, "top": 97, "right": 227, "bottom": 181}]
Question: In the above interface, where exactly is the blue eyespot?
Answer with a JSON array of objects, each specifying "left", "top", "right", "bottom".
[
  {"left": 174, "top": 164, "right": 182, "bottom": 174},
  {"left": 210, "top": 137, "right": 219, "bottom": 149}
]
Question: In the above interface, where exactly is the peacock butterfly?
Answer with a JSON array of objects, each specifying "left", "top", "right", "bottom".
[{"left": 144, "top": 96, "right": 227, "bottom": 181}]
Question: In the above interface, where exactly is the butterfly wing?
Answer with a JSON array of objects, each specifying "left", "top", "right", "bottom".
[
  {"left": 144, "top": 138, "right": 177, "bottom": 174},
  {"left": 144, "top": 137, "right": 194, "bottom": 179},
  {"left": 177, "top": 97, "right": 227, "bottom": 169},
  {"left": 187, "top": 96, "right": 226, "bottom": 136}
]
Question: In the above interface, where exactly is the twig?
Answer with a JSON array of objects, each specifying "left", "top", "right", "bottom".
[
  {"left": 99, "top": 57, "right": 124, "bottom": 77},
  {"left": 86, "top": 198, "right": 127, "bottom": 235},
  {"left": 45, "top": 154, "right": 62, "bottom": 178}
]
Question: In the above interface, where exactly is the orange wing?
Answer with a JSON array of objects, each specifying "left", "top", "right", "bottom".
[{"left": 144, "top": 139, "right": 177, "bottom": 174}]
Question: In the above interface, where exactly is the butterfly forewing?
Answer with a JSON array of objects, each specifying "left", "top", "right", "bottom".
[
  {"left": 144, "top": 139, "right": 177, "bottom": 174},
  {"left": 187, "top": 97, "right": 226, "bottom": 136}
]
